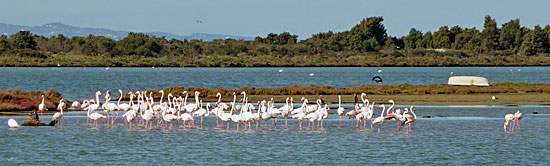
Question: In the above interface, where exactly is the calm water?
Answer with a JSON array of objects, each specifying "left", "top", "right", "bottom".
[
  {"left": 2, "top": 105, "right": 549, "bottom": 165},
  {"left": 0, "top": 67, "right": 548, "bottom": 100}
]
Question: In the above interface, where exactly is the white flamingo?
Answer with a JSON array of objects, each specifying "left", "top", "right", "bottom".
[
  {"left": 117, "top": 89, "right": 131, "bottom": 112},
  {"left": 504, "top": 113, "right": 514, "bottom": 132},
  {"left": 371, "top": 104, "right": 387, "bottom": 134},
  {"left": 87, "top": 100, "right": 107, "bottom": 128},
  {"left": 337, "top": 95, "right": 345, "bottom": 127},
  {"left": 401, "top": 106, "right": 417, "bottom": 133},
  {"left": 52, "top": 98, "right": 65, "bottom": 127},
  {"left": 513, "top": 111, "right": 523, "bottom": 130}
]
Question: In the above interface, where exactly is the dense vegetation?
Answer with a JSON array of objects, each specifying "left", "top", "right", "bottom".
[{"left": 2, "top": 16, "right": 550, "bottom": 67}]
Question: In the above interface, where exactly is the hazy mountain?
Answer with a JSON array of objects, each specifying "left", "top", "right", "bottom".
[{"left": 0, "top": 22, "right": 253, "bottom": 41}]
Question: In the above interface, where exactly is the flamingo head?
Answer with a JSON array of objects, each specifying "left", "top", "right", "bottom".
[
  {"left": 379, "top": 104, "right": 385, "bottom": 108},
  {"left": 216, "top": 92, "right": 221, "bottom": 97},
  {"left": 240, "top": 91, "right": 246, "bottom": 95},
  {"left": 118, "top": 89, "right": 123, "bottom": 93},
  {"left": 159, "top": 90, "right": 164, "bottom": 94},
  {"left": 96, "top": 91, "right": 102, "bottom": 96},
  {"left": 300, "top": 97, "right": 305, "bottom": 102},
  {"left": 388, "top": 100, "right": 394, "bottom": 103},
  {"left": 195, "top": 91, "right": 200, "bottom": 96},
  {"left": 41, "top": 95, "right": 44, "bottom": 98}
]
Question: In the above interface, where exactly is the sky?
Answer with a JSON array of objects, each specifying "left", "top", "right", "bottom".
[{"left": 0, "top": 0, "right": 549, "bottom": 39}]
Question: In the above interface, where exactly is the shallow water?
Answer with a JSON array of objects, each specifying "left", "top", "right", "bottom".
[
  {"left": 2, "top": 106, "right": 549, "bottom": 165},
  {"left": 0, "top": 67, "right": 547, "bottom": 100}
]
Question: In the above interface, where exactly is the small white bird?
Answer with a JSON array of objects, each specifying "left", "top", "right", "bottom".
[
  {"left": 8, "top": 119, "right": 20, "bottom": 128},
  {"left": 279, "top": 69, "right": 283, "bottom": 72},
  {"left": 378, "top": 69, "right": 382, "bottom": 73},
  {"left": 309, "top": 73, "right": 314, "bottom": 76},
  {"left": 492, "top": 96, "right": 498, "bottom": 100}
]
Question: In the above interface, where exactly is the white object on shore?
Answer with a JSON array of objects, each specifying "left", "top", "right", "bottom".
[
  {"left": 309, "top": 73, "right": 314, "bottom": 76},
  {"left": 8, "top": 119, "right": 20, "bottom": 128},
  {"left": 448, "top": 76, "right": 490, "bottom": 86}
]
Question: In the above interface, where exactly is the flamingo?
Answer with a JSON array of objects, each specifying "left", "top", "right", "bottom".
[
  {"left": 241, "top": 97, "right": 255, "bottom": 131},
  {"left": 117, "top": 89, "right": 131, "bottom": 112},
  {"left": 280, "top": 97, "right": 293, "bottom": 128},
  {"left": 38, "top": 95, "right": 46, "bottom": 118},
  {"left": 304, "top": 111, "right": 320, "bottom": 131},
  {"left": 52, "top": 98, "right": 65, "bottom": 127},
  {"left": 371, "top": 104, "right": 387, "bottom": 134},
  {"left": 337, "top": 95, "right": 345, "bottom": 127},
  {"left": 219, "top": 92, "right": 236, "bottom": 130},
  {"left": 504, "top": 113, "right": 515, "bottom": 132},
  {"left": 153, "top": 90, "right": 167, "bottom": 113},
  {"left": 268, "top": 98, "right": 281, "bottom": 129},
  {"left": 183, "top": 91, "right": 200, "bottom": 113},
  {"left": 163, "top": 110, "right": 180, "bottom": 129},
  {"left": 122, "top": 109, "right": 137, "bottom": 129},
  {"left": 87, "top": 100, "right": 107, "bottom": 128},
  {"left": 8, "top": 118, "right": 20, "bottom": 128},
  {"left": 261, "top": 100, "right": 273, "bottom": 130},
  {"left": 102, "top": 95, "right": 119, "bottom": 125},
  {"left": 70, "top": 101, "right": 81, "bottom": 110},
  {"left": 513, "top": 111, "right": 523, "bottom": 130},
  {"left": 401, "top": 106, "right": 417, "bottom": 133},
  {"left": 384, "top": 100, "right": 404, "bottom": 131},
  {"left": 193, "top": 101, "right": 211, "bottom": 128},
  {"left": 291, "top": 99, "right": 309, "bottom": 130},
  {"left": 344, "top": 104, "right": 358, "bottom": 128}
]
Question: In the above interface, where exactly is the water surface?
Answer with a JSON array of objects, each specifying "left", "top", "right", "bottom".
[{"left": 1, "top": 106, "right": 548, "bottom": 165}]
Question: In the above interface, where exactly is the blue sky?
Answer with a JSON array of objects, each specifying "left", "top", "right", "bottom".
[{"left": 0, "top": 0, "right": 548, "bottom": 39}]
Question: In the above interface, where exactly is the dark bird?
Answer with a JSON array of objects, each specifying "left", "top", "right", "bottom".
[
  {"left": 318, "top": 95, "right": 325, "bottom": 105},
  {"left": 372, "top": 76, "right": 383, "bottom": 83},
  {"left": 195, "top": 20, "right": 203, "bottom": 24},
  {"left": 354, "top": 94, "right": 358, "bottom": 105}
]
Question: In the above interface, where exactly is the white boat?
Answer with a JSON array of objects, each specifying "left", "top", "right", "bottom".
[{"left": 448, "top": 76, "right": 490, "bottom": 86}]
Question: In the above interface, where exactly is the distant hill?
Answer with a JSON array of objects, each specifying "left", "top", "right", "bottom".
[{"left": 0, "top": 22, "right": 253, "bottom": 41}]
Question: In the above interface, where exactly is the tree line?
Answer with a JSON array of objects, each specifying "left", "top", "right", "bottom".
[{"left": 1, "top": 15, "right": 550, "bottom": 67}]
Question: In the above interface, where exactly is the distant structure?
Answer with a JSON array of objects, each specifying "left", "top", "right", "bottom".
[{"left": 448, "top": 76, "right": 490, "bottom": 86}]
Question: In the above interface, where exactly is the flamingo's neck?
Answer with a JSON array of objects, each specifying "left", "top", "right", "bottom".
[{"left": 118, "top": 91, "right": 123, "bottom": 106}]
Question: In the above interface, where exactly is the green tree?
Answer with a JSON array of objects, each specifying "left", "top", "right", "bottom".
[
  {"left": 453, "top": 28, "right": 480, "bottom": 50},
  {"left": 418, "top": 32, "right": 433, "bottom": 48},
  {"left": 349, "top": 16, "right": 387, "bottom": 51},
  {"left": 433, "top": 26, "right": 451, "bottom": 48},
  {"left": 449, "top": 25, "right": 463, "bottom": 44},
  {"left": 499, "top": 19, "right": 521, "bottom": 51},
  {"left": 519, "top": 25, "right": 548, "bottom": 55},
  {"left": 481, "top": 15, "right": 499, "bottom": 51},
  {"left": 9, "top": 31, "right": 37, "bottom": 49},
  {"left": 403, "top": 28, "right": 422, "bottom": 49}
]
